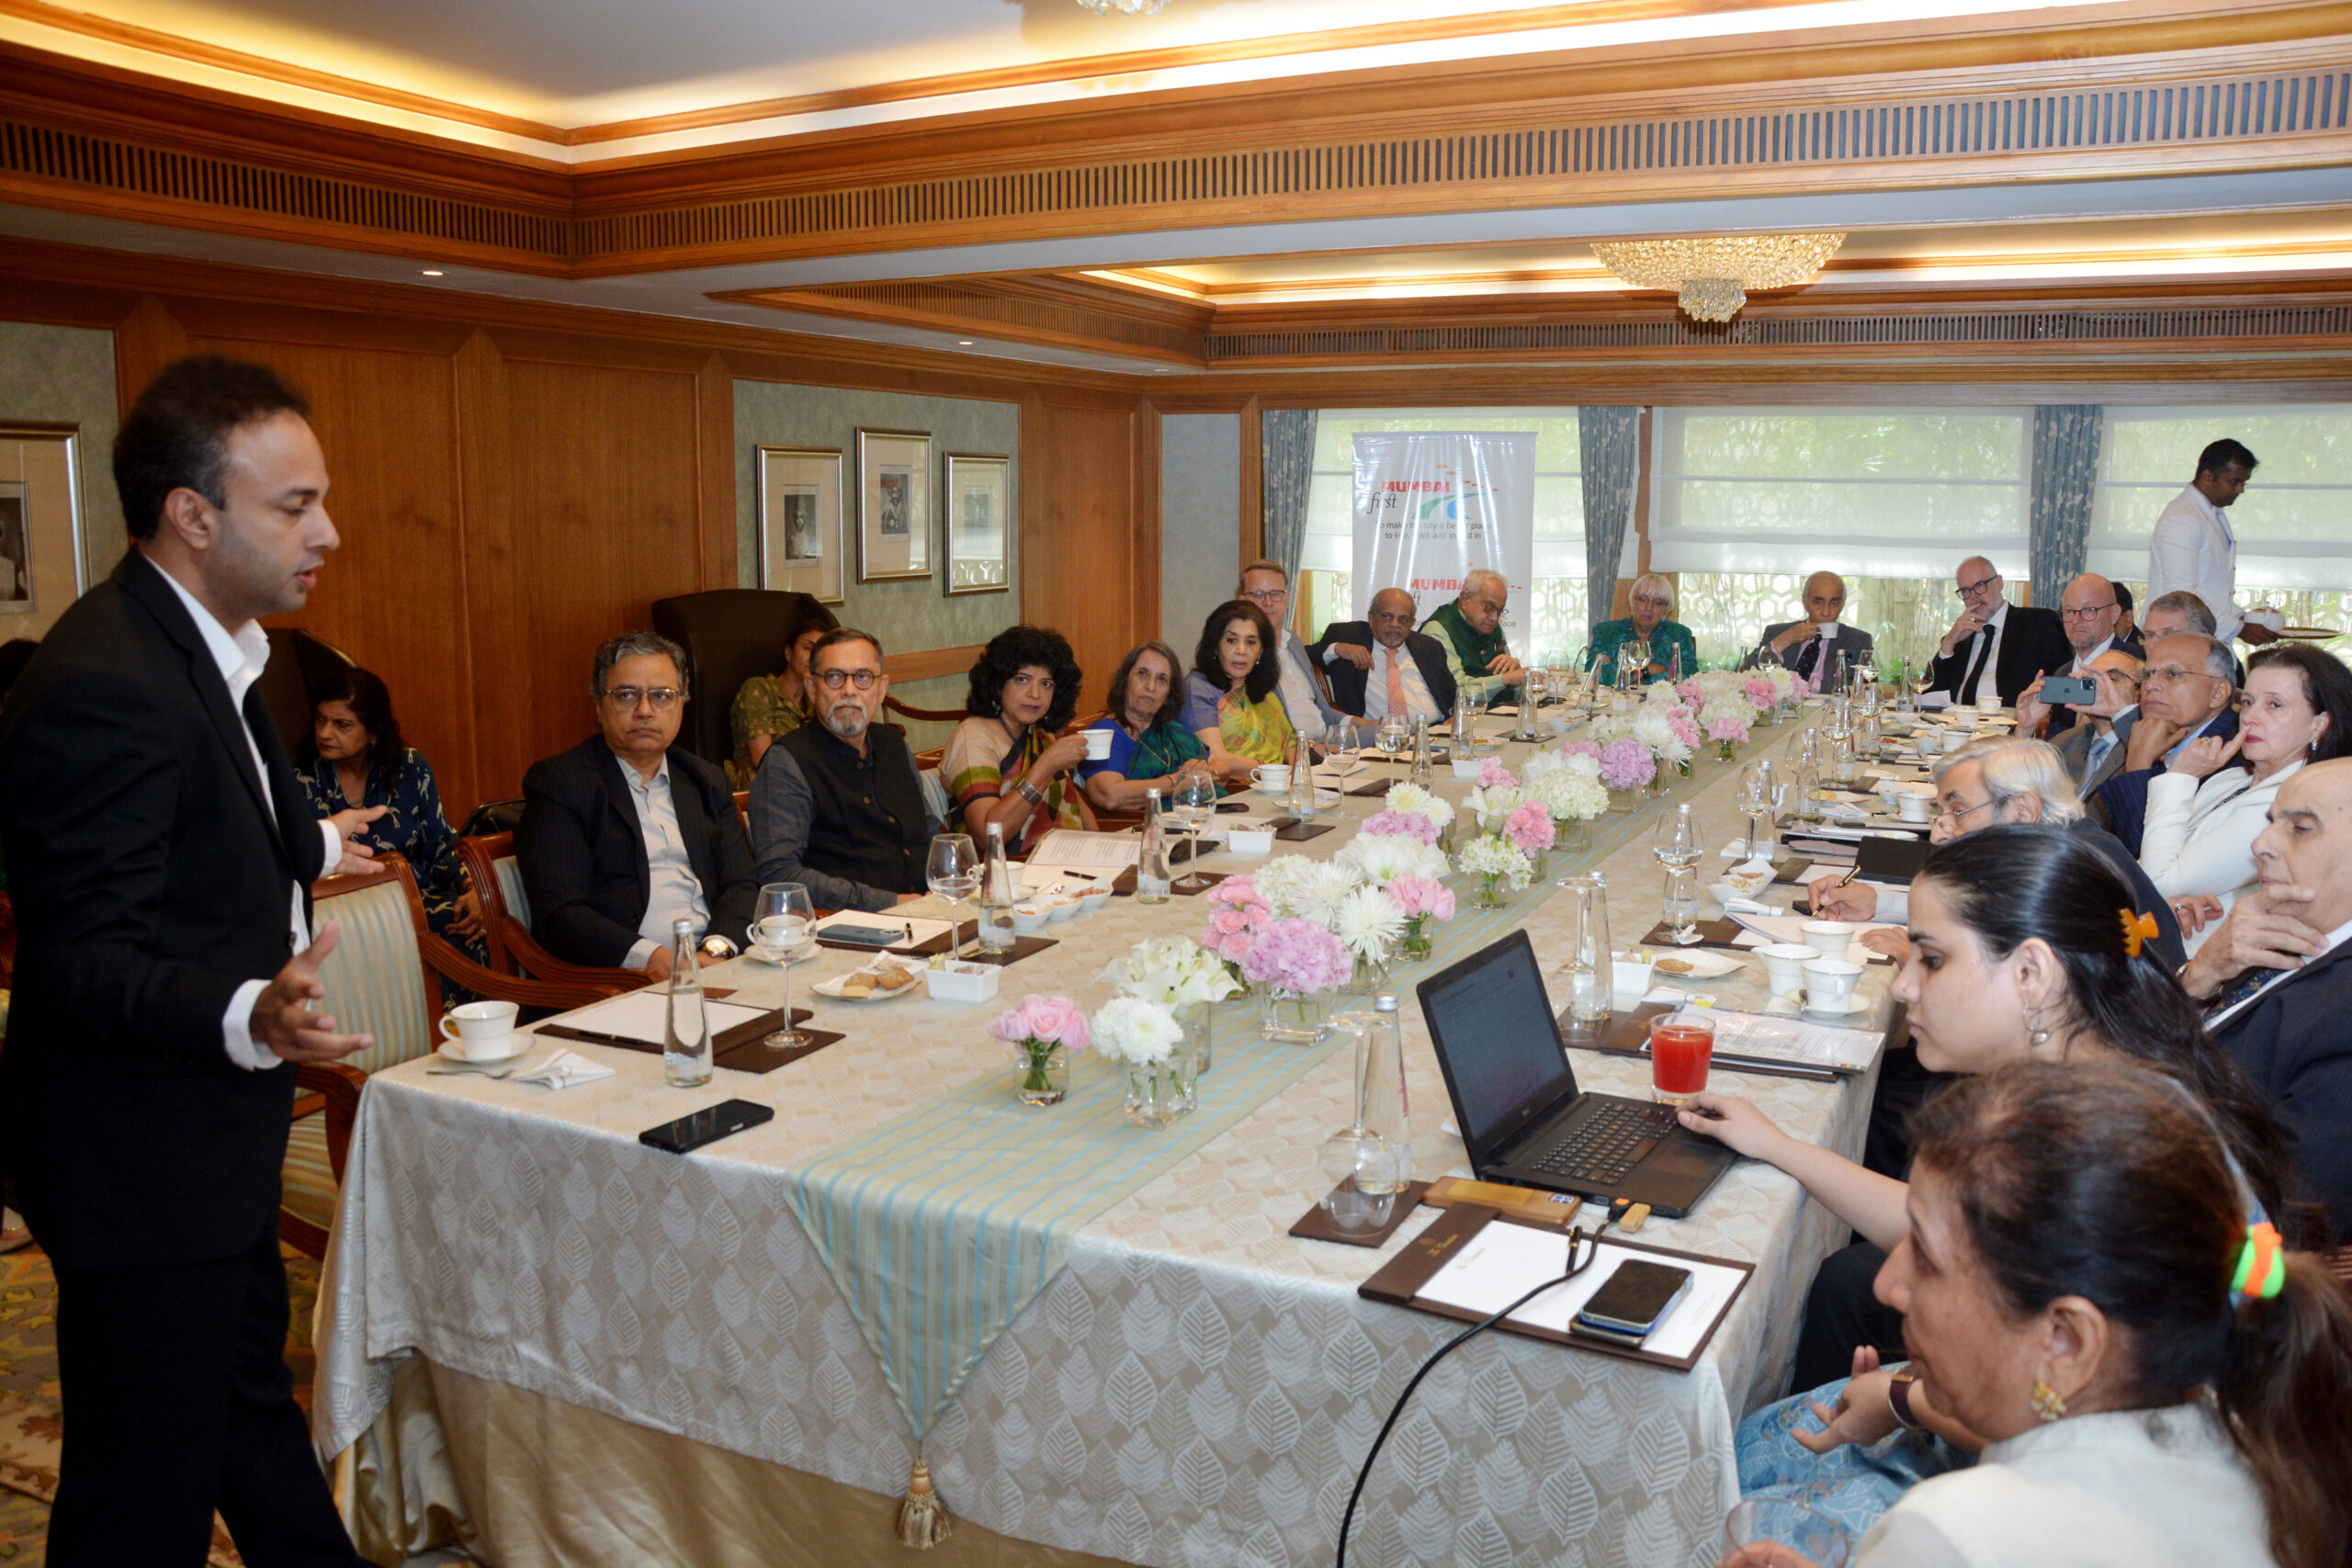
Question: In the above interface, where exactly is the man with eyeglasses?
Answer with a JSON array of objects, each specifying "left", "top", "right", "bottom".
[
  {"left": 2028, "top": 649, "right": 2145, "bottom": 795},
  {"left": 2014, "top": 572, "right": 2145, "bottom": 738},
  {"left": 1237, "top": 558, "right": 1352, "bottom": 738},
  {"left": 518, "top": 630, "right": 756, "bottom": 977},
  {"left": 750, "top": 627, "right": 941, "bottom": 911},
  {"left": 1419, "top": 568, "right": 1529, "bottom": 704},
  {"left": 2148, "top": 436, "right": 2276, "bottom": 649},
  {"left": 1926, "top": 555, "right": 2071, "bottom": 707},
  {"left": 2086, "top": 630, "right": 2241, "bottom": 856}
]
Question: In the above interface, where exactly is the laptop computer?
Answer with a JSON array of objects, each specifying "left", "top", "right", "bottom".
[{"left": 1417, "top": 931, "right": 1737, "bottom": 1217}]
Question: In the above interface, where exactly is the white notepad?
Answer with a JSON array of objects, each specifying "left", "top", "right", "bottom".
[
  {"left": 548, "top": 991, "right": 771, "bottom": 1047},
  {"left": 1415, "top": 1223, "right": 1747, "bottom": 1363}
]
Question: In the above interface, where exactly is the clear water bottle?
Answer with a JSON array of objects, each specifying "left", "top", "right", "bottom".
[
  {"left": 662, "top": 917, "right": 713, "bottom": 1087},
  {"left": 1287, "top": 733, "right": 1317, "bottom": 820},
  {"left": 1134, "top": 788, "right": 1172, "bottom": 904},
  {"left": 1361, "top": 994, "right": 1412, "bottom": 1191},
  {"left": 1560, "top": 874, "right": 1613, "bottom": 1029},
  {"left": 1452, "top": 688, "right": 1473, "bottom": 746},
  {"left": 1410, "top": 718, "right": 1433, "bottom": 787},
  {"left": 977, "top": 821, "right": 1018, "bottom": 950}
]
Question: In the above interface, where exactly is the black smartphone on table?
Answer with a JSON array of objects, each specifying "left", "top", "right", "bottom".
[
  {"left": 640, "top": 1099, "right": 775, "bottom": 1155},
  {"left": 1571, "top": 1259, "right": 1694, "bottom": 1342}
]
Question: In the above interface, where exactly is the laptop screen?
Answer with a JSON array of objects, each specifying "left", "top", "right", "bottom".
[{"left": 1417, "top": 931, "right": 1577, "bottom": 1158}]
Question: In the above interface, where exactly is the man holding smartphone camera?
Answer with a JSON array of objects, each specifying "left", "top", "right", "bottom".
[{"left": 2016, "top": 573, "right": 2143, "bottom": 739}]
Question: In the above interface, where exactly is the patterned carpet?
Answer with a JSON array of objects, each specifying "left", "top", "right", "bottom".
[{"left": 0, "top": 1240, "right": 322, "bottom": 1567}]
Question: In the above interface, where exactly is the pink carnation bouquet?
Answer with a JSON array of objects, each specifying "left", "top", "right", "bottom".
[
  {"left": 1557, "top": 739, "right": 1603, "bottom": 763},
  {"left": 1200, "top": 875, "right": 1271, "bottom": 968},
  {"left": 1707, "top": 715, "right": 1751, "bottom": 744},
  {"left": 1358, "top": 808, "right": 1439, "bottom": 845},
  {"left": 1504, "top": 799, "right": 1556, "bottom": 855},
  {"left": 1667, "top": 710, "right": 1702, "bottom": 749},
  {"left": 1743, "top": 676, "right": 1778, "bottom": 709},
  {"left": 1598, "top": 737, "right": 1657, "bottom": 791},
  {"left": 1476, "top": 756, "right": 1514, "bottom": 788},
  {"left": 991, "top": 994, "right": 1091, "bottom": 1100},
  {"left": 1239, "top": 918, "right": 1353, "bottom": 997},
  {"left": 1386, "top": 871, "right": 1455, "bottom": 957}
]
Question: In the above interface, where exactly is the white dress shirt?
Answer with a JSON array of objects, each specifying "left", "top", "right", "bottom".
[
  {"left": 153, "top": 564, "right": 344, "bottom": 1070},
  {"left": 615, "top": 751, "right": 710, "bottom": 969},
  {"left": 2148, "top": 484, "right": 2241, "bottom": 641},
  {"left": 1347, "top": 641, "right": 1443, "bottom": 723},
  {"left": 1951, "top": 600, "right": 2009, "bottom": 704}
]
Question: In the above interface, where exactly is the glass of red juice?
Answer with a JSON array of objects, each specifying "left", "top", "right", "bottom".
[{"left": 1650, "top": 1014, "right": 1716, "bottom": 1104}]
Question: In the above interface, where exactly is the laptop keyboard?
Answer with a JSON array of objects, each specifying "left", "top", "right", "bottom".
[{"left": 1527, "top": 1100, "right": 1679, "bottom": 1186}]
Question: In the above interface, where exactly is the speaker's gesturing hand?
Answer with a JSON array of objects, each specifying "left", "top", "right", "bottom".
[{"left": 254, "top": 920, "right": 375, "bottom": 1064}]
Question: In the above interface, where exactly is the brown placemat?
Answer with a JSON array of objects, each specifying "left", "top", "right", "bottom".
[
  {"left": 1269, "top": 818, "right": 1337, "bottom": 841},
  {"left": 962, "top": 934, "right": 1058, "bottom": 967},
  {"left": 1169, "top": 872, "right": 1231, "bottom": 897},
  {"left": 539, "top": 1006, "right": 848, "bottom": 1074},
  {"left": 713, "top": 1025, "right": 845, "bottom": 1072},
  {"left": 1344, "top": 778, "right": 1395, "bottom": 798},
  {"left": 1638, "top": 918, "right": 1749, "bottom": 951},
  {"left": 819, "top": 930, "right": 953, "bottom": 956},
  {"left": 1287, "top": 1180, "right": 1431, "bottom": 1247}
]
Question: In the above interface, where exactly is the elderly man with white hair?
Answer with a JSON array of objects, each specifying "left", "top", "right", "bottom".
[
  {"left": 1760, "top": 570, "right": 1873, "bottom": 693},
  {"left": 1807, "top": 734, "right": 2185, "bottom": 971},
  {"left": 1419, "top": 568, "right": 1529, "bottom": 705}
]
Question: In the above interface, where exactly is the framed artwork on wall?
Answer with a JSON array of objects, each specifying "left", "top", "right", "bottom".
[
  {"left": 756, "top": 446, "right": 844, "bottom": 603},
  {"left": 0, "top": 423, "right": 88, "bottom": 637},
  {"left": 942, "top": 453, "right": 1012, "bottom": 597},
  {"left": 855, "top": 428, "right": 932, "bottom": 583}
]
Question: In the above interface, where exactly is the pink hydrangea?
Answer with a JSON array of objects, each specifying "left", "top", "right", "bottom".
[
  {"left": 1598, "top": 738, "right": 1657, "bottom": 791},
  {"left": 1240, "top": 918, "right": 1353, "bottom": 995},
  {"left": 1200, "top": 876, "right": 1270, "bottom": 964},
  {"left": 1386, "top": 874, "right": 1456, "bottom": 921},
  {"left": 989, "top": 994, "right": 1091, "bottom": 1051},
  {"left": 1558, "top": 739, "right": 1602, "bottom": 762},
  {"left": 1359, "top": 809, "right": 1439, "bottom": 845},
  {"left": 1678, "top": 679, "right": 1705, "bottom": 704},
  {"left": 1504, "top": 800, "right": 1556, "bottom": 854},
  {"left": 1476, "top": 756, "right": 1513, "bottom": 788},
  {"left": 1707, "top": 715, "right": 1750, "bottom": 744},
  {"left": 1743, "top": 677, "right": 1777, "bottom": 708},
  {"left": 1667, "top": 711, "right": 1702, "bottom": 748}
]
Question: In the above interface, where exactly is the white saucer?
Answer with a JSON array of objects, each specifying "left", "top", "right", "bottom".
[
  {"left": 812, "top": 966, "right": 922, "bottom": 1001},
  {"left": 1799, "top": 993, "right": 1871, "bottom": 1019},
  {"left": 439, "top": 1035, "right": 526, "bottom": 1066}
]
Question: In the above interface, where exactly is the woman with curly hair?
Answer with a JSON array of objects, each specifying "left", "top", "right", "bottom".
[
  {"left": 1184, "top": 599, "right": 1296, "bottom": 787},
  {"left": 944, "top": 625, "right": 1095, "bottom": 852}
]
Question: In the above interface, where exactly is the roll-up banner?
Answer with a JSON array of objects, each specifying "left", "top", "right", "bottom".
[{"left": 1350, "top": 432, "right": 1535, "bottom": 647}]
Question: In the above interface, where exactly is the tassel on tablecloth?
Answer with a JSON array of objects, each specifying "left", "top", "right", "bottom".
[{"left": 897, "top": 1455, "right": 949, "bottom": 1549}]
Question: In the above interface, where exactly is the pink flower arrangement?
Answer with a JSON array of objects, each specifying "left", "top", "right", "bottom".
[
  {"left": 1743, "top": 677, "right": 1778, "bottom": 708},
  {"left": 989, "top": 994, "right": 1091, "bottom": 1052},
  {"left": 1386, "top": 874, "right": 1456, "bottom": 921},
  {"left": 1558, "top": 739, "right": 1602, "bottom": 762},
  {"left": 1240, "top": 918, "right": 1353, "bottom": 996},
  {"left": 1504, "top": 800, "right": 1556, "bottom": 854},
  {"left": 1476, "top": 756, "right": 1514, "bottom": 788},
  {"left": 1678, "top": 679, "right": 1705, "bottom": 704},
  {"left": 1598, "top": 737, "right": 1657, "bottom": 791},
  {"left": 1707, "top": 715, "right": 1751, "bottom": 744},
  {"left": 1359, "top": 809, "right": 1439, "bottom": 845},
  {"left": 1667, "top": 710, "right": 1702, "bottom": 749},
  {"left": 1200, "top": 875, "right": 1270, "bottom": 964}
]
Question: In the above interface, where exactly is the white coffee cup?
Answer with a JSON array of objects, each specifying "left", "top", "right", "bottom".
[
  {"left": 1801, "top": 919, "right": 1857, "bottom": 959},
  {"left": 1814, "top": 621, "right": 1838, "bottom": 640},
  {"left": 439, "top": 999, "right": 520, "bottom": 1059},
  {"left": 2246, "top": 607, "right": 2286, "bottom": 633},
  {"left": 1896, "top": 792, "right": 1934, "bottom": 822},
  {"left": 1802, "top": 958, "right": 1864, "bottom": 1010},
  {"left": 1082, "top": 727, "right": 1114, "bottom": 761},
  {"left": 1975, "top": 694, "right": 2002, "bottom": 715},
  {"left": 1251, "top": 763, "right": 1289, "bottom": 791},
  {"left": 1757, "top": 942, "right": 1821, "bottom": 994}
]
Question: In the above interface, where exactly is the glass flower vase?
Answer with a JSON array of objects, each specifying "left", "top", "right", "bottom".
[
  {"left": 1012, "top": 1041, "right": 1069, "bottom": 1106},
  {"left": 1397, "top": 919, "right": 1435, "bottom": 963},
  {"left": 1259, "top": 986, "right": 1331, "bottom": 1043},
  {"left": 1716, "top": 738, "right": 1739, "bottom": 762},
  {"left": 1173, "top": 1002, "right": 1211, "bottom": 1089},
  {"left": 1348, "top": 953, "right": 1391, "bottom": 997},
  {"left": 1125, "top": 1058, "right": 1196, "bottom": 1130},
  {"left": 1476, "top": 874, "right": 1510, "bottom": 911}
]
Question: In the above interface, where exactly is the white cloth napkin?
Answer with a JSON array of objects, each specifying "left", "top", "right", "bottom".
[
  {"left": 1721, "top": 895, "right": 1776, "bottom": 917},
  {"left": 510, "top": 1048, "right": 616, "bottom": 1089}
]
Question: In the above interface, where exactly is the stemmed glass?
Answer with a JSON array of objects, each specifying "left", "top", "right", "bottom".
[
  {"left": 1736, "top": 761, "right": 1778, "bottom": 862},
  {"left": 1172, "top": 773, "right": 1218, "bottom": 890},
  {"left": 927, "top": 834, "right": 979, "bottom": 958},
  {"left": 753, "top": 882, "right": 816, "bottom": 1050},
  {"left": 1652, "top": 802, "right": 1704, "bottom": 942},
  {"left": 1375, "top": 715, "right": 1410, "bottom": 785}
]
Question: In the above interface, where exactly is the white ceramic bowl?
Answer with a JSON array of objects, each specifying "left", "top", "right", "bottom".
[
  {"left": 1046, "top": 896, "right": 1080, "bottom": 923},
  {"left": 1011, "top": 904, "right": 1052, "bottom": 934},
  {"left": 924, "top": 961, "right": 1001, "bottom": 1004},
  {"left": 1076, "top": 886, "right": 1114, "bottom": 913},
  {"left": 1226, "top": 827, "right": 1274, "bottom": 855}
]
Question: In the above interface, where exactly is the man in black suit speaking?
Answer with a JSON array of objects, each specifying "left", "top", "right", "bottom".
[
  {"left": 0, "top": 357, "right": 383, "bottom": 1564},
  {"left": 1927, "top": 555, "right": 2071, "bottom": 707}
]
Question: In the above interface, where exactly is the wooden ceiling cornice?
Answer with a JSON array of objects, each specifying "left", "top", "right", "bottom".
[{"left": 2, "top": 5, "right": 2349, "bottom": 278}]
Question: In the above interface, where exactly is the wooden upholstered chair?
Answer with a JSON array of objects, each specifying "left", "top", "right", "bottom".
[{"left": 455, "top": 830, "right": 648, "bottom": 992}]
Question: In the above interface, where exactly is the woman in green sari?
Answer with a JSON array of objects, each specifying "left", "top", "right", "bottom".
[
  {"left": 1588, "top": 571, "right": 1700, "bottom": 686},
  {"left": 1183, "top": 600, "right": 1296, "bottom": 787},
  {"left": 1080, "top": 640, "right": 1221, "bottom": 812}
]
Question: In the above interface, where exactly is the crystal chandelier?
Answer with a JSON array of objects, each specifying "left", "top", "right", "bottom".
[
  {"left": 1074, "top": 0, "right": 1170, "bottom": 12},
  {"left": 1590, "top": 233, "right": 1846, "bottom": 322}
]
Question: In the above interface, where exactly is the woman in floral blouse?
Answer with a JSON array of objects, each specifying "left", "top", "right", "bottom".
[{"left": 727, "top": 600, "right": 841, "bottom": 789}]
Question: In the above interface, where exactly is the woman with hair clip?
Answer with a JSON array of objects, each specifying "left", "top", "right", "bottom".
[
  {"left": 1720, "top": 1061, "right": 2352, "bottom": 1568},
  {"left": 1681, "top": 825, "right": 2323, "bottom": 1548}
]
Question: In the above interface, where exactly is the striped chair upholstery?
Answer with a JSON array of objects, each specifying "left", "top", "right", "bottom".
[
  {"left": 282, "top": 863, "right": 440, "bottom": 1256},
  {"left": 493, "top": 852, "right": 530, "bottom": 929}
]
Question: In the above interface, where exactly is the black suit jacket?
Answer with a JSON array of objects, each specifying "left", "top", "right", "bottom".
[
  {"left": 2066, "top": 816, "right": 2186, "bottom": 974},
  {"left": 1929, "top": 603, "right": 2072, "bottom": 706},
  {"left": 0, "top": 552, "right": 327, "bottom": 1268},
  {"left": 517, "top": 735, "right": 755, "bottom": 967},
  {"left": 1761, "top": 621, "right": 1874, "bottom": 681},
  {"left": 1308, "top": 623, "right": 1457, "bottom": 719},
  {"left": 2211, "top": 939, "right": 2352, "bottom": 1243}
]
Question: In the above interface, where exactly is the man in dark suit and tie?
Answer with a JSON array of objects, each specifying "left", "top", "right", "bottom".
[
  {"left": 1310, "top": 587, "right": 1456, "bottom": 724},
  {"left": 1927, "top": 556, "right": 2071, "bottom": 707},
  {"left": 518, "top": 631, "right": 756, "bottom": 976},
  {"left": 1759, "top": 571, "right": 1873, "bottom": 693},
  {"left": 2177, "top": 760, "right": 2352, "bottom": 1241},
  {"left": 0, "top": 357, "right": 380, "bottom": 1565}
]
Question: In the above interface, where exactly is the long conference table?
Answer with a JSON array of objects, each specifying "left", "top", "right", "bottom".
[{"left": 312, "top": 706, "right": 1898, "bottom": 1568}]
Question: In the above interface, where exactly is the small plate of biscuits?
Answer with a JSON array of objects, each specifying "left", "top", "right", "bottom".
[
  {"left": 1647, "top": 950, "right": 1747, "bottom": 981},
  {"left": 812, "top": 961, "right": 923, "bottom": 1001}
]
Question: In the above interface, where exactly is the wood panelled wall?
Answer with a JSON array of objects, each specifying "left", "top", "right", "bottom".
[{"left": 5, "top": 244, "right": 1157, "bottom": 818}]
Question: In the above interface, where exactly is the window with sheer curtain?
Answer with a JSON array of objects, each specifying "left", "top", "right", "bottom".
[
  {"left": 1651, "top": 406, "right": 2031, "bottom": 671},
  {"left": 2087, "top": 407, "right": 2352, "bottom": 653},
  {"left": 1295, "top": 410, "right": 1587, "bottom": 663}
]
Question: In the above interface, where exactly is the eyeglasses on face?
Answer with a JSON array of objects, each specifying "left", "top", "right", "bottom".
[
  {"left": 816, "top": 669, "right": 880, "bottom": 690},
  {"left": 601, "top": 686, "right": 682, "bottom": 711},
  {"left": 1632, "top": 594, "right": 1671, "bottom": 609},
  {"left": 1241, "top": 587, "right": 1289, "bottom": 604},
  {"left": 2061, "top": 603, "right": 2119, "bottom": 620},
  {"left": 2145, "top": 664, "right": 2216, "bottom": 684},
  {"left": 1954, "top": 575, "right": 1999, "bottom": 598},
  {"left": 1935, "top": 795, "right": 1999, "bottom": 827}
]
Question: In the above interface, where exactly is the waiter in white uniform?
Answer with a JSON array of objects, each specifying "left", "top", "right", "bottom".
[{"left": 2147, "top": 437, "right": 2277, "bottom": 648}]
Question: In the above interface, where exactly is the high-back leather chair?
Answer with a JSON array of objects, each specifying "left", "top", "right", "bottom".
[
  {"left": 651, "top": 589, "right": 825, "bottom": 767},
  {"left": 253, "top": 626, "right": 356, "bottom": 758}
]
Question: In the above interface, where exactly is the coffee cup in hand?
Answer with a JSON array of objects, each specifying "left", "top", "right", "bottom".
[{"left": 1082, "top": 728, "right": 1114, "bottom": 761}]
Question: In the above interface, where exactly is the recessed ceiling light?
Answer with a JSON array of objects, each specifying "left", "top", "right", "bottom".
[
  {"left": 956, "top": 339, "right": 974, "bottom": 345},
  {"left": 421, "top": 269, "right": 444, "bottom": 276},
  {"left": 1153, "top": 367, "right": 1171, "bottom": 373}
]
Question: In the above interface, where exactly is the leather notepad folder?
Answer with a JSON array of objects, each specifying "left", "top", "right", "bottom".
[
  {"left": 537, "top": 1007, "right": 846, "bottom": 1075},
  {"left": 1357, "top": 1204, "right": 1754, "bottom": 1372}
]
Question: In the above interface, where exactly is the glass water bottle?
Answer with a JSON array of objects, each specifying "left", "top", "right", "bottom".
[
  {"left": 662, "top": 917, "right": 713, "bottom": 1087},
  {"left": 1560, "top": 874, "right": 1613, "bottom": 1029},
  {"left": 978, "top": 821, "right": 1018, "bottom": 951},
  {"left": 1134, "top": 788, "right": 1172, "bottom": 903}
]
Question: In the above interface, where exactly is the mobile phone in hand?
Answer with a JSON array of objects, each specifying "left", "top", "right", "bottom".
[{"left": 2041, "top": 675, "right": 2098, "bottom": 707}]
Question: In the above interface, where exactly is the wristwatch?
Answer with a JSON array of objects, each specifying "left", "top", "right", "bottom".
[
  {"left": 699, "top": 934, "right": 740, "bottom": 961},
  {"left": 1886, "top": 1371, "right": 1925, "bottom": 1431}
]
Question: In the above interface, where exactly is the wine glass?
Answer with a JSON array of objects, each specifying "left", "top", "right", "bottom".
[
  {"left": 1172, "top": 773, "right": 1218, "bottom": 890},
  {"left": 1652, "top": 803, "right": 1704, "bottom": 941},
  {"left": 1735, "top": 761, "right": 1777, "bottom": 862},
  {"left": 754, "top": 882, "right": 816, "bottom": 1050},
  {"left": 927, "top": 833, "right": 979, "bottom": 957},
  {"left": 1375, "top": 715, "right": 1410, "bottom": 784}
]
